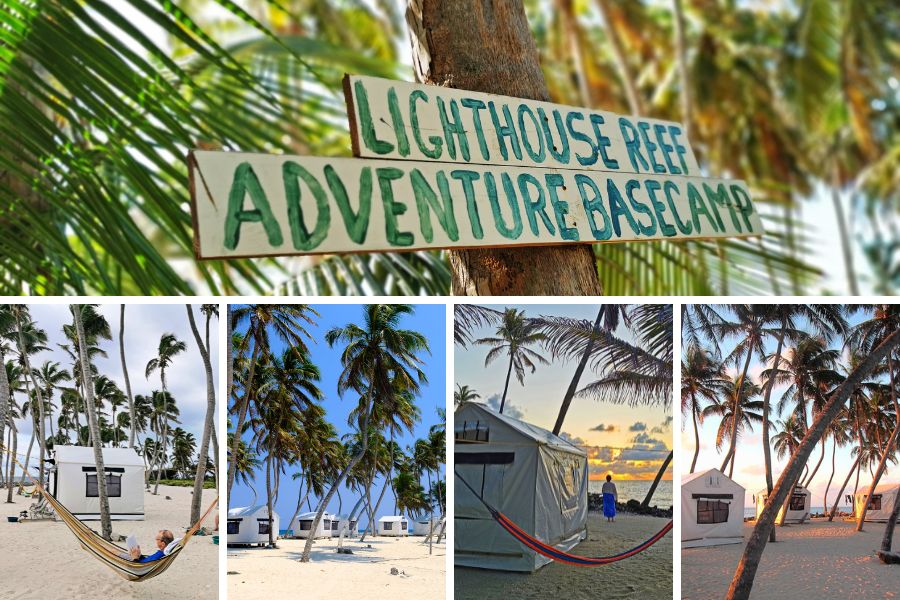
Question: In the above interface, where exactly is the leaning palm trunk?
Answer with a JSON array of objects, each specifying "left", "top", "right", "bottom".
[
  {"left": 880, "top": 487, "right": 900, "bottom": 553},
  {"left": 361, "top": 475, "right": 391, "bottom": 542},
  {"left": 0, "top": 344, "right": 9, "bottom": 490},
  {"left": 725, "top": 327, "right": 900, "bottom": 600},
  {"left": 830, "top": 162, "right": 859, "bottom": 295},
  {"left": 19, "top": 420, "right": 34, "bottom": 488},
  {"left": 822, "top": 440, "right": 836, "bottom": 518},
  {"left": 690, "top": 394, "right": 701, "bottom": 473},
  {"left": 287, "top": 479, "right": 311, "bottom": 536},
  {"left": 119, "top": 305, "right": 137, "bottom": 450},
  {"left": 15, "top": 311, "right": 48, "bottom": 487},
  {"left": 74, "top": 305, "right": 112, "bottom": 540},
  {"left": 187, "top": 305, "right": 216, "bottom": 525},
  {"left": 265, "top": 454, "right": 275, "bottom": 547},
  {"left": 359, "top": 470, "right": 379, "bottom": 542},
  {"left": 803, "top": 439, "right": 826, "bottom": 488},
  {"left": 642, "top": 451, "right": 672, "bottom": 509},
  {"left": 552, "top": 307, "right": 603, "bottom": 435},
  {"left": 828, "top": 455, "right": 859, "bottom": 521},
  {"left": 499, "top": 354, "right": 514, "bottom": 414},
  {"left": 761, "top": 323, "right": 786, "bottom": 540},
  {"left": 300, "top": 390, "right": 373, "bottom": 562},
  {"left": 5, "top": 419, "right": 17, "bottom": 503}
]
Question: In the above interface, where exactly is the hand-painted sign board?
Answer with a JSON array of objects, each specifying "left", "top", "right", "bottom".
[
  {"left": 188, "top": 150, "right": 761, "bottom": 260},
  {"left": 344, "top": 75, "right": 701, "bottom": 176}
]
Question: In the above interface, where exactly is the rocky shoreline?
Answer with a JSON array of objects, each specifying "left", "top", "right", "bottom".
[{"left": 588, "top": 492, "right": 673, "bottom": 518}]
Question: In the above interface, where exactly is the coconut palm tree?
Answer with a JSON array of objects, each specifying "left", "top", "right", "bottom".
[
  {"left": 300, "top": 304, "right": 428, "bottom": 563},
  {"left": 228, "top": 431, "right": 261, "bottom": 504},
  {"left": 228, "top": 305, "right": 318, "bottom": 499},
  {"left": 146, "top": 332, "right": 186, "bottom": 494},
  {"left": 704, "top": 375, "right": 766, "bottom": 478},
  {"left": 118, "top": 305, "right": 136, "bottom": 450},
  {"left": 170, "top": 428, "right": 196, "bottom": 479},
  {"left": 454, "top": 384, "right": 480, "bottom": 405},
  {"left": 681, "top": 343, "right": 730, "bottom": 473},
  {"left": 476, "top": 308, "right": 547, "bottom": 415},
  {"left": 822, "top": 410, "right": 852, "bottom": 518},
  {"left": 186, "top": 304, "right": 217, "bottom": 524},
  {"left": 3, "top": 359, "right": 24, "bottom": 502},
  {"left": 11, "top": 308, "right": 51, "bottom": 485},
  {"left": 148, "top": 390, "right": 180, "bottom": 485},
  {"left": 71, "top": 304, "right": 112, "bottom": 540},
  {"left": 0, "top": 306, "right": 14, "bottom": 488}
]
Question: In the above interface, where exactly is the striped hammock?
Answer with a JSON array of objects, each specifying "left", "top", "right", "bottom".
[
  {"left": 2, "top": 444, "right": 218, "bottom": 582},
  {"left": 455, "top": 469, "right": 671, "bottom": 567}
]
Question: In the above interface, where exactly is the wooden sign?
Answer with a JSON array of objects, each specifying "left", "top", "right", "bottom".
[
  {"left": 188, "top": 150, "right": 761, "bottom": 260},
  {"left": 344, "top": 75, "right": 701, "bottom": 176}
]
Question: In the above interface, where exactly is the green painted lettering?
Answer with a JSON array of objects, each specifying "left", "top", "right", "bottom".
[
  {"left": 224, "top": 162, "right": 283, "bottom": 250},
  {"left": 451, "top": 170, "right": 484, "bottom": 239},
  {"left": 324, "top": 164, "right": 371, "bottom": 244},
  {"left": 283, "top": 161, "right": 330, "bottom": 251},
  {"left": 409, "top": 90, "right": 443, "bottom": 159},
  {"left": 354, "top": 80, "right": 393, "bottom": 155},
  {"left": 376, "top": 167, "right": 414, "bottom": 246}
]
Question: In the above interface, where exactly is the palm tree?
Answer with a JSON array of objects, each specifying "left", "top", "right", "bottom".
[
  {"left": 170, "top": 428, "right": 196, "bottom": 479},
  {"left": 822, "top": 410, "right": 852, "bottom": 518},
  {"left": 0, "top": 306, "right": 14, "bottom": 490},
  {"left": 118, "top": 305, "right": 137, "bottom": 450},
  {"left": 146, "top": 332, "right": 186, "bottom": 494},
  {"left": 94, "top": 376, "right": 125, "bottom": 447},
  {"left": 454, "top": 384, "right": 480, "bottom": 405},
  {"left": 11, "top": 307, "right": 50, "bottom": 485},
  {"left": 228, "top": 431, "right": 261, "bottom": 504},
  {"left": 300, "top": 304, "right": 428, "bottom": 563},
  {"left": 476, "top": 308, "right": 547, "bottom": 415},
  {"left": 3, "top": 359, "right": 24, "bottom": 502},
  {"left": 71, "top": 304, "right": 112, "bottom": 540},
  {"left": 704, "top": 374, "right": 766, "bottom": 478},
  {"left": 186, "top": 304, "right": 217, "bottom": 524},
  {"left": 228, "top": 305, "right": 317, "bottom": 499},
  {"left": 681, "top": 343, "right": 730, "bottom": 472},
  {"left": 148, "top": 390, "right": 180, "bottom": 485}
]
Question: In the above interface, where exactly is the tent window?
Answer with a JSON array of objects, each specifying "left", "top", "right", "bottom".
[
  {"left": 227, "top": 519, "right": 240, "bottom": 535},
  {"left": 697, "top": 500, "right": 729, "bottom": 524},
  {"left": 331, "top": 520, "right": 339, "bottom": 530},
  {"left": 789, "top": 494, "right": 806, "bottom": 511},
  {"left": 868, "top": 495, "right": 882, "bottom": 511},
  {"left": 300, "top": 521, "right": 312, "bottom": 530},
  {"left": 455, "top": 420, "right": 490, "bottom": 443},
  {"left": 384, "top": 521, "right": 393, "bottom": 531},
  {"left": 85, "top": 473, "right": 122, "bottom": 498},
  {"left": 258, "top": 519, "right": 271, "bottom": 535}
]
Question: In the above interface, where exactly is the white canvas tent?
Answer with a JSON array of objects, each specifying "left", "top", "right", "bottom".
[
  {"left": 377, "top": 515, "right": 409, "bottom": 536},
  {"left": 755, "top": 484, "right": 811, "bottom": 523},
  {"left": 853, "top": 484, "right": 900, "bottom": 522},
  {"left": 51, "top": 446, "right": 144, "bottom": 521},
  {"left": 681, "top": 468, "right": 745, "bottom": 548},
  {"left": 454, "top": 401, "right": 588, "bottom": 572},
  {"left": 411, "top": 516, "right": 441, "bottom": 536},
  {"left": 227, "top": 506, "right": 279, "bottom": 546},
  {"left": 335, "top": 514, "right": 359, "bottom": 537},
  {"left": 291, "top": 512, "right": 334, "bottom": 539}
]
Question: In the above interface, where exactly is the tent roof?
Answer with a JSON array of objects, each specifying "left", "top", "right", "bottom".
[
  {"left": 228, "top": 506, "right": 268, "bottom": 518},
  {"left": 854, "top": 483, "right": 900, "bottom": 495},
  {"left": 681, "top": 467, "right": 744, "bottom": 490},
  {"left": 456, "top": 402, "right": 586, "bottom": 456},
  {"left": 54, "top": 445, "right": 143, "bottom": 467},
  {"left": 296, "top": 512, "right": 334, "bottom": 520},
  {"left": 378, "top": 515, "right": 407, "bottom": 522},
  {"left": 757, "top": 485, "right": 810, "bottom": 495}
]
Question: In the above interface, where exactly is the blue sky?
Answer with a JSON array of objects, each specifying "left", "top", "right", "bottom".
[
  {"left": 7, "top": 303, "right": 219, "bottom": 477},
  {"left": 229, "top": 303, "right": 446, "bottom": 528},
  {"left": 456, "top": 303, "right": 673, "bottom": 481},
  {"left": 682, "top": 306, "right": 897, "bottom": 509}
]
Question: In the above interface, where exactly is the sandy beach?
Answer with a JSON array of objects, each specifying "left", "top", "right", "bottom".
[
  {"left": 682, "top": 518, "right": 900, "bottom": 598},
  {"left": 455, "top": 512, "right": 673, "bottom": 600},
  {"left": 0, "top": 485, "right": 218, "bottom": 600},
  {"left": 227, "top": 533, "right": 445, "bottom": 600}
]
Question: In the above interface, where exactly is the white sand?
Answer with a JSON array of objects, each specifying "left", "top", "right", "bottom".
[
  {"left": 0, "top": 485, "right": 218, "bottom": 600},
  {"left": 682, "top": 518, "right": 900, "bottom": 598},
  {"left": 227, "top": 534, "right": 445, "bottom": 600},
  {"left": 455, "top": 512, "right": 673, "bottom": 600}
]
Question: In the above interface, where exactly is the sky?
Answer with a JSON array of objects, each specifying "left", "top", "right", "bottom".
[
  {"left": 456, "top": 304, "right": 673, "bottom": 482},
  {"left": 5, "top": 303, "right": 220, "bottom": 477},
  {"left": 682, "top": 306, "right": 897, "bottom": 509},
  {"left": 229, "top": 303, "right": 446, "bottom": 529}
]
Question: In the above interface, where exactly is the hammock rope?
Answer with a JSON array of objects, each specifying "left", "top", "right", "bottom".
[
  {"left": 1, "top": 444, "right": 218, "bottom": 582},
  {"left": 455, "top": 469, "right": 671, "bottom": 567}
]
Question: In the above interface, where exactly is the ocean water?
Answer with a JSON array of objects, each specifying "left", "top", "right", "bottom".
[
  {"left": 589, "top": 480, "right": 673, "bottom": 507},
  {"left": 743, "top": 506, "right": 851, "bottom": 519}
]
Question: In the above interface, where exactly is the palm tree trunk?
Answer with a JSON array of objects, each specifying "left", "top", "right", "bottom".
[
  {"left": 210, "top": 425, "right": 219, "bottom": 489},
  {"left": 499, "top": 354, "right": 514, "bottom": 414},
  {"left": 427, "top": 469, "right": 434, "bottom": 555},
  {"left": 762, "top": 322, "right": 786, "bottom": 541},
  {"left": 119, "top": 305, "right": 137, "bottom": 450},
  {"left": 360, "top": 469, "right": 379, "bottom": 542},
  {"left": 227, "top": 342, "right": 260, "bottom": 499},
  {"left": 803, "top": 439, "right": 826, "bottom": 489},
  {"left": 880, "top": 488, "right": 900, "bottom": 553},
  {"left": 856, "top": 354, "right": 899, "bottom": 531},
  {"left": 406, "top": 0, "right": 603, "bottom": 296},
  {"left": 725, "top": 326, "right": 900, "bottom": 600},
  {"left": 5, "top": 419, "right": 17, "bottom": 503},
  {"left": 722, "top": 348, "right": 754, "bottom": 472},
  {"left": 690, "top": 393, "right": 701, "bottom": 473},
  {"left": 300, "top": 387, "right": 374, "bottom": 562},
  {"left": 0, "top": 345, "right": 10, "bottom": 488},
  {"left": 187, "top": 305, "right": 216, "bottom": 524},
  {"left": 557, "top": 0, "right": 592, "bottom": 107},
  {"left": 641, "top": 450, "right": 672, "bottom": 509},
  {"left": 154, "top": 371, "right": 170, "bottom": 495},
  {"left": 828, "top": 455, "right": 859, "bottom": 521},
  {"left": 266, "top": 454, "right": 275, "bottom": 547},
  {"left": 553, "top": 307, "right": 603, "bottom": 436},
  {"left": 19, "top": 425, "right": 34, "bottom": 487},
  {"left": 287, "top": 479, "right": 311, "bottom": 537},
  {"left": 73, "top": 305, "right": 112, "bottom": 540},
  {"left": 15, "top": 311, "right": 47, "bottom": 487},
  {"left": 823, "top": 439, "right": 836, "bottom": 518}
]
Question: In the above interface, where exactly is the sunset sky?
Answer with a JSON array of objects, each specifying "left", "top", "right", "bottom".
[{"left": 455, "top": 303, "right": 673, "bottom": 482}]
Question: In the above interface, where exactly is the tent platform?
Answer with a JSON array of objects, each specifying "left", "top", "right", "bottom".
[{"left": 682, "top": 537, "right": 743, "bottom": 549}]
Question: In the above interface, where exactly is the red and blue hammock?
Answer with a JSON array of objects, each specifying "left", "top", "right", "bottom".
[{"left": 455, "top": 469, "right": 672, "bottom": 567}]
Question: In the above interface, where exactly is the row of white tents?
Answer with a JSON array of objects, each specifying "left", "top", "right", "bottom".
[
  {"left": 226, "top": 506, "right": 441, "bottom": 546},
  {"left": 682, "top": 468, "right": 900, "bottom": 548}
]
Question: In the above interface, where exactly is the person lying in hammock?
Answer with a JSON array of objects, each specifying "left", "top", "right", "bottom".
[{"left": 128, "top": 530, "right": 175, "bottom": 562}]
